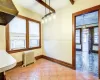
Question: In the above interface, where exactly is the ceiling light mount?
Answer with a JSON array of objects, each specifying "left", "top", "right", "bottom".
[
  {"left": 70, "top": 0, "right": 75, "bottom": 5},
  {"left": 36, "top": 0, "right": 55, "bottom": 13}
]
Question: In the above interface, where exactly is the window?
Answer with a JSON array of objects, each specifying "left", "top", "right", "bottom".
[
  {"left": 94, "top": 27, "right": 98, "bottom": 44},
  {"left": 76, "top": 11, "right": 98, "bottom": 27},
  {"left": 76, "top": 29, "right": 81, "bottom": 44},
  {"left": 9, "top": 17, "right": 26, "bottom": 50},
  {"left": 29, "top": 21, "right": 40, "bottom": 48},
  {"left": 6, "top": 15, "right": 41, "bottom": 53}
]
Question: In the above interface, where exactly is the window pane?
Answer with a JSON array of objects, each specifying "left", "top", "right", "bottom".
[
  {"left": 29, "top": 21, "right": 40, "bottom": 48},
  {"left": 94, "top": 27, "right": 98, "bottom": 44},
  {"left": 94, "top": 27, "right": 98, "bottom": 35},
  {"left": 76, "top": 30, "right": 80, "bottom": 37},
  {"left": 9, "top": 17, "right": 26, "bottom": 50},
  {"left": 76, "top": 15, "right": 84, "bottom": 27},
  {"left": 9, "top": 17, "right": 26, "bottom": 33},
  {"left": 76, "top": 11, "right": 98, "bottom": 27},
  {"left": 76, "top": 29, "right": 81, "bottom": 43},
  {"left": 84, "top": 11, "right": 98, "bottom": 25},
  {"left": 10, "top": 39, "right": 26, "bottom": 49},
  {"left": 76, "top": 37, "right": 80, "bottom": 43}
]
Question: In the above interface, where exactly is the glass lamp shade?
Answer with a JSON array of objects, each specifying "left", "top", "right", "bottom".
[
  {"left": 44, "top": 18, "right": 48, "bottom": 23},
  {"left": 48, "top": 15, "right": 52, "bottom": 21},
  {"left": 52, "top": 13, "right": 56, "bottom": 19}
]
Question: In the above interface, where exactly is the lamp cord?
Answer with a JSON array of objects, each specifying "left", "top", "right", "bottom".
[
  {"left": 45, "top": 0, "right": 46, "bottom": 15},
  {"left": 49, "top": 0, "right": 50, "bottom": 13}
]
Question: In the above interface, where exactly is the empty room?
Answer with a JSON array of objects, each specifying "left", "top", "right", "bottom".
[{"left": 0, "top": 0, "right": 100, "bottom": 80}]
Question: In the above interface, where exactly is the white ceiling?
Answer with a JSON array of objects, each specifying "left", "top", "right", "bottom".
[{"left": 13, "top": 0, "right": 70, "bottom": 15}]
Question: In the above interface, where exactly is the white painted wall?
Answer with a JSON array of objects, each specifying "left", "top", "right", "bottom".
[{"left": 43, "top": 0, "right": 100, "bottom": 64}]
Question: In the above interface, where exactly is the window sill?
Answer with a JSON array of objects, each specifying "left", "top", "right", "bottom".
[{"left": 6, "top": 46, "right": 41, "bottom": 54}]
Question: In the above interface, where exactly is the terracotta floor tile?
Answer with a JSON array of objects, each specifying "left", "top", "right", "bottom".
[
  {"left": 41, "top": 76, "right": 50, "bottom": 80},
  {"left": 6, "top": 59, "right": 100, "bottom": 80}
]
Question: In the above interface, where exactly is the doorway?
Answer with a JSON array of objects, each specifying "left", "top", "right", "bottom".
[
  {"left": 76, "top": 28, "right": 98, "bottom": 77},
  {"left": 72, "top": 5, "right": 100, "bottom": 78}
]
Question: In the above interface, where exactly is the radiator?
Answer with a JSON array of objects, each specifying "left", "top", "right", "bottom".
[{"left": 23, "top": 51, "right": 35, "bottom": 67}]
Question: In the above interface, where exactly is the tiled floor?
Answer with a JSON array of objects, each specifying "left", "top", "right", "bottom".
[
  {"left": 76, "top": 51, "right": 98, "bottom": 77},
  {"left": 6, "top": 59, "right": 99, "bottom": 80}
]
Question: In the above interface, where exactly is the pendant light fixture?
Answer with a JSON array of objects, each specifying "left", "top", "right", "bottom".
[
  {"left": 41, "top": 0, "right": 56, "bottom": 24},
  {"left": 36, "top": 0, "right": 75, "bottom": 24}
]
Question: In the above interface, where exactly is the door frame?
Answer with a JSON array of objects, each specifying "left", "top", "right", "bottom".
[{"left": 72, "top": 5, "right": 100, "bottom": 78}]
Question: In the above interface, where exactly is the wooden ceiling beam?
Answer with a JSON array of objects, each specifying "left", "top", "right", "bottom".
[
  {"left": 70, "top": 0, "right": 75, "bottom": 5},
  {"left": 36, "top": 0, "right": 55, "bottom": 13}
]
